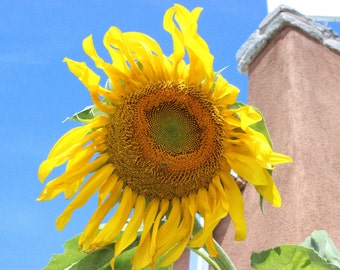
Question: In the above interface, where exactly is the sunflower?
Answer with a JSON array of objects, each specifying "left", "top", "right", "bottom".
[{"left": 38, "top": 4, "right": 292, "bottom": 269}]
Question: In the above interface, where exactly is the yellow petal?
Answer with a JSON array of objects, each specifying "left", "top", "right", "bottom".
[
  {"left": 133, "top": 233, "right": 152, "bottom": 269},
  {"left": 196, "top": 188, "right": 212, "bottom": 216},
  {"left": 157, "top": 237, "right": 189, "bottom": 267},
  {"left": 38, "top": 156, "right": 68, "bottom": 184},
  {"left": 63, "top": 178, "right": 83, "bottom": 200},
  {"left": 62, "top": 144, "right": 99, "bottom": 190},
  {"left": 206, "top": 234, "right": 219, "bottom": 257},
  {"left": 80, "top": 180, "right": 123, "bottom": 250},
  {"left": 125, "top": 32, "right": 168, "bottom": 70},
  {"left": 98, "top": 174, "right": 118, "bottom": 205},
  {"left": 155, "top": 197, "right": 181, "bottom": 251},
  {"left": 225, "top": 150, "right": 272, "bottom": 186},
  {"left": 157, "top": 195, "right": 196, "bottom": 267},
  {"left": 164, "top": 4, "right": 214, "bottom": 86},
  {"left": 82, "top": 34, "right": 127, "bottom": 104},
  {"left": 256, "top": 181, "right": 282, "bottom": 208},
  {"left": 270, "top": 151, "right": 293, "bottom": 165},
  {"left": 190, "top": 183, "right": 228, "bottom": 248},
  {"left": 114, "top": 195, "right": 145, "bottom": 257},
  {"left": 150, "top": 199, "right": 169, "bottom": 261},
  {"left": 212, "top": 76, "right": 239, "bottom": 106},
  {"left": 39, "top": 153, "right": 110, "bottom": 200},
  {"left": 56, "top": 164, "right": 114, "bottom": 230},
  {"left": 132, "top": 199, "right": 160, "bottom": 268},
  {"left": 64, "top": 58, "right": 115, "bottom": 113},
  {"left": 123, "top": 32, "right": 166, "bottom": 81},
  {"left": 103, "top": 27, "right": 129, "bottom": 74},
  {"left": 212, "top": 175, "right": 229, "bottom": 211},
  {"left": 92, "top": 186, "right": 136, "bottom": 247},
  {"left": 48, "top": 125, "right": 91, "bottom": 159},
  {"left": 219, "top": 172, "right": 247, "bottom": 240},
  {"left": 103, "top": 27, "right": 146, "bottom": 84},
  {"left": 39, "top": 119, "right": 108, "bottom": 183},
  {"left": 38, "top": 126, "right": 91, "bottom": 182},
  {"left": 36, "top": 180, "right": 67, "bottom": 201},
  {"left": 163, "top": 7, "right": 185, "bottom": 80}
]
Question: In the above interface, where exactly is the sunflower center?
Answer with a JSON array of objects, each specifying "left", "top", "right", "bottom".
[
  {"left": 106, "top": 81, "right": 224, "bottom": 200},
  {"left": 147, "top": 102, "right": 201, "bottom": 155}
]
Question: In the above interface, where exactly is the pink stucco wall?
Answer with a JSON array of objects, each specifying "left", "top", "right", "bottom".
[{"left": 215, "top": 26, "right": 340, "bottom": 269}]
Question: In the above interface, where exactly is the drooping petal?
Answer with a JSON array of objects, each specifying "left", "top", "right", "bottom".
[
  {"left": 225, "top": 150, "right": 273, "bottom": 186},
  {"left": 269, "top": 151, "right": 293, "bottom": 165},
  {"left": 133, "top": 199, "right": 160, "bottom": 268},
  {"left": 113, "top": 195, "right": 146, "bottom": 256},
  {"left": 164, "top": 4, "right": 214, "bottom": 86},
  {"left": 212, "top": 75, "right": 239, "bottom": 106},
  {"left": 154, "top": 197, "right": 182, "bottom": 256},
  {"left": 236, "top": 105, "right": 263, "bottom": 130},
  {"left": 56, "top": 164, "right": 114, "bottom": 230},
  {"left": 190, "top": 182, "right": 228, "bottom": 248},
  {"left": 123, "top": 31, "right": 168, "bottom": 81},
  {"left": 157, "top": 195, "right": 196, "bottom": 267},
  {"left": 91, "top": 186, "right": 137, "bottom": 247},
  {"left": 98, "top": 174, "right": 119, "bottom": 205},
  {"left": 64, "top": 58, "right": 115, "bottom": 113},
  {"left": 38, "top": 126, "right": 91, "bottom": 182},
  {"left": 163, "top": 7, "right": 185, "bottom": 80},
  {"left": 150, "top": 200, "right": 170, "bottom": 264},
  {"left": 256, "top": 180, "right": 282, "bottom": 208},
  {"left": 206, "top": 234, "right": 219, "bottom": 257},
  {"left": 80, "top": 180, "right": 124, "bottom": 250},
  {"left": 219, "top": 171, "right": 247, "bottom": 241},
  {"left": 38, "top": 153, "right": 110, "bottom": 202}
]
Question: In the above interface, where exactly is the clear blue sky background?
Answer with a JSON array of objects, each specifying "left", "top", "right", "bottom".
[{"left": 1, "top": 1, "right": 339, "bottom": 270}]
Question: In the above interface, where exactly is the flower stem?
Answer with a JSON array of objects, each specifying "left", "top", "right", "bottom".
[
  {"left": 191, "top": 217, "right": 236, "bottom": 270},
  {"left": 188, "top": 246, "right": 221, "bottom": 270}
]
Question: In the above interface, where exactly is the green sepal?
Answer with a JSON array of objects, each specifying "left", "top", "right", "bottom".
[
  {"left": 63, "top": 105, "right": 107, "bottom": 124},
  {"left": 259, "top": 195, "right": 264, "bottom": 214},
  {"left": 251, "top": 230, "right": 340, "bottom": 270},
  {"left": 248, "top": 106, "right": 272, "bottom": 149}
]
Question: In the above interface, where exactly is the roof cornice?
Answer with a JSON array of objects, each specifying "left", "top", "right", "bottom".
[{"left": 237, "top": 5, "right": 340, "bottom": 74}]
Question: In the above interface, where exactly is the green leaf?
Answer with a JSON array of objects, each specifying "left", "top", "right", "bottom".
[
  {"left": 251, "top": 230, "right": 340, "bottom": 270},
  {"left": 69, "top": 245, "right": 114, "bottom": 270},
  {"left": 63, "top": 105, "right": 107, "bottom": 124},
  {"left": 300, "top": 230, "right": 340, "bottom": 268},
  {"left": 44, "top": 229, "right": 174, "bottom": 270},
  {"left": 251, "top": 245, "right": 339, "bottom": 270},
  {"left": 43, "top": 234, "right": 87, "bottom": 270},
  {"left": 113, "top": 247, "right": 135, "bottom": 270},
  {"left": 44, "top": 235, "right": 136, "bottom": 270}
]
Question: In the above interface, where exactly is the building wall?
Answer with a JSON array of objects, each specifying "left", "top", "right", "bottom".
[{"left": 215, "top": 26, "right": 340, "bottom": 269}]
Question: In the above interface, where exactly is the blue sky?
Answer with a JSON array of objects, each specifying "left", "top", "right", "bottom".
[{"left": 1, "top": 1, "right": 339, "bottom": 269}]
